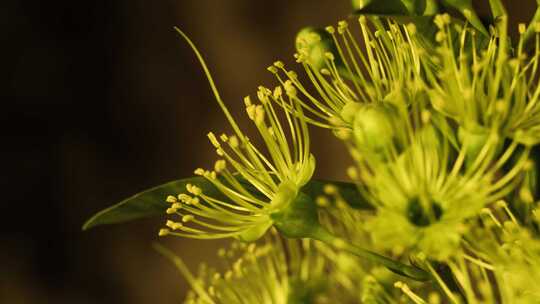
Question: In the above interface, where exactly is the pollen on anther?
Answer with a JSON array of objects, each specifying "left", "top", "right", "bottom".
[
  {"left": 207, "top": 132, "right": 220, "bottom": 148},
  {"left": 214, "top": 160, "right": 226, "bottom": 172},
  {"left": 323, "top": 184, "right": 338, "bottom": 195},
  {"left": 229, "top": 135, "right": 239, "bottom": 148},
  {"left": 158, "top": 228, "right": 170, "bottom": 236},
  {"left": 267, "top": 65, "right": 278, "bottom": 74},
  {"left": 182, "top": 214, "right": 194, "bottom": 223},
  {"left": 519, "top": 23, "right": 526, "bottom": 35},
  {"left": 273, "top": 61, "right": 285, "bottom": 69},
  {"left": 284, "top": 80, "right": 297, "bottom": 97},
  {"left": 186, "top": 184, "right": 202, "bottom": 196},
  {"left": 166, "top": 195, "right": 177, "bottom": 203},
  {"left": 325, "top": 25, "right": 335, "bottom": 34}
]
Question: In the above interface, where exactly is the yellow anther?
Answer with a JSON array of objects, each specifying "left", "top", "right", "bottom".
[
  {"left": 284, "top": 80, "right": 297, "bottom": 97},
  {"left": 257, "top": 88, "right": 270, "bottom": 104},
  {"left": 273, "top": 61, "right": 284, "bottom": 69},
  {"left": 178, "top": 193, "right": 191, "bottom": 202},
  {"left": 186, "top": 184, "right": 202, "bottom": 196},
  {"left": 194, "top": 168, "right": 204, "bottom": 175},
  {"left": 324, "top": 52, "right": 335, "bottom": 61},
  {"left": 214, "top": 159, "right": 226, "bottom": 173},
  {"left": 182, "top": 214, "right": 194, "bottom": 222},
  {"left": 229, "top": 135, "right": 239, "bottom": 148},
  {"left": 436, "top": 31, "right": 446, "bottom": 42},
  {"left": 421, "top": 110, "right": 431, "bottom": 124},
  {"left": 166, "top": 207, "right": 177, "bottom": 214},
  {"left": 190, "top": 197, "right": 200, "bottom": 206},
  {"left": 323, "top": 184, "right": 338, "bottom": 195},
  {"left": 495, "top": 200, "right": 508, "bottom": 209},
  {"left": 519, "top": 23, "right": 526, "bottom": 34},
  {"left": 220, "top": 134, "right": 228, "bottom": 142},
  {"left": 171, "top": 203, "right": 182, "bottom": 209},
  {"left": 320, "top": 68, "right": 331, "bottom": 75},
  {"left": 428, "top": 292, "right": 441, "bottom": 304},
  {"left": 286, "top": 70, "right": 297, "bottom": 79},
  {"left": 166, "top": 220, "right": 176, "bottom": 228},
  {"left": 217, "top": 248, "right": 226, "bottom": 257},
  {"left": 273, "top": 86, "right": 282, "bottom": 99},
  {"left": 347, "top": 166, "right": 358, "bottom": 180},
  {"left": 158, "top": 228, "right": 170, "bottom": 236},
  {"left": 244, "top": 95, "right": 252, "bottom": 107},
  {"left": 267, "top": 65, "right": 278, "bottom": 74},
  {"left": 316, "top": 196, "right": 330, "bottom": 207},
  {"left": 246, "top": 104, "right": 257, "bottom": 121},
  {"left": 166, "top": 195, "right": 177, "bottom": 203},
  {"left": 254, "top": 105, "right": 265, "bottom": 125},
  {"left": 207, "top": 132, "right": 220, "bottom": 147},
  {"left": 325, "top": 25, "right": 335, "bottom": 34},
  {"left": 338, "top": 20, "right": 348, "bottom": 34},
  {"left": 358, "top": 16, "right": 367, "bottom": 25}
]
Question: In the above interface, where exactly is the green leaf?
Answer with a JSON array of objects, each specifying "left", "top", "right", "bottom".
[
  {"left": 82, "top": 177, "right": 370, "bottom": 231},
  {"left": 352, "top": 0, "right": 440, "bottom": 16},
  {"left": 352, "top": 0, "right": 413, "bottom": 15},
  {"left": 82, "top": 176, "right": 218, "bottom": 230}
]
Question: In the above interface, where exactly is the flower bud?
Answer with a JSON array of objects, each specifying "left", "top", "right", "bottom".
[
  {"left": 352, "top": 104, "right": 397, "bottom": 154},
  {"left": 457, "top": 126, "right": 494, "bottom": 167},
  {"left": 295, "top": 27, "right": 339, "bottom": 72}
]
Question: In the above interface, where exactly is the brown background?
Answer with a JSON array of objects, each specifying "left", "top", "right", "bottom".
[{"left": 1, "top": 1, "right": 536, "bottom": 303}]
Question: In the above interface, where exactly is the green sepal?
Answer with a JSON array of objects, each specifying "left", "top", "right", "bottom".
[
  {"left": 271, "top": 192, "right": 321, "bottom": 239},
  {"left": 236, "top": 219, "right": 273, "bottom": 243}
]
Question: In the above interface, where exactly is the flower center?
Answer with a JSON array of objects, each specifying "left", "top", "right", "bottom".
[{"left": 406, "top": 197, "right": 443, "bottom": 227}]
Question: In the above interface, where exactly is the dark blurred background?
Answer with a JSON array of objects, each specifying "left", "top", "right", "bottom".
[{"left": 1, "top": 1, "right": 536, "bottom": 303}]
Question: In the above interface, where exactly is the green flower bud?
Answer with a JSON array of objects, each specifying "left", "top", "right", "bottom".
[
  {"left": 353, "top": 104, "right": 397, "bottom": 153},
  {"left": 295, "top": 27, "right": 339, "bottom": 72},
  {"left": 340, "top": 101, "right": 363, "bottom": 124}
]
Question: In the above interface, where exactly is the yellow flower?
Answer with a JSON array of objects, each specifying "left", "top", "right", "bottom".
[{"left": 160, "top": 29, "right": 315, "bottom": 242}]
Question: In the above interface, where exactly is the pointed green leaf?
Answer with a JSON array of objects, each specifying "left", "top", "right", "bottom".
[
  {"left": 82, "top": 176, "right": 218, "bottom": 230},
  {"left": 352, "top": 0, "right": 413, "bottom": 15},
  {"left": 352, "top": 0, "right": 440, "bottom": 16},
  {"left": 83, "top": 177, "right": 371, "bottom": 231}
]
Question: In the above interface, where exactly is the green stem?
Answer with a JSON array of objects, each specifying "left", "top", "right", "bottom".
[{"left": 310, "top": 226, "right": 431, "bottom": 281}]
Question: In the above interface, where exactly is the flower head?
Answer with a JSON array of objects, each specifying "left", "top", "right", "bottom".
[
  {"left": 160, "top": 29, "right": 315, "bottom": 241},
  {"left": 268, "top": 15, "right": 535, "bottom": 259},
  {"left": 159, "top": 231, "right": 389, "bottom": 304},
  {"left": 424, "top": 14, "right": 540, "bottom": 146},
  {"left": 272, "top": 18, "right": 424, "bottom": 139},
  {"left": 359, "top": 115, "right": 530, "bottom": 259}
]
